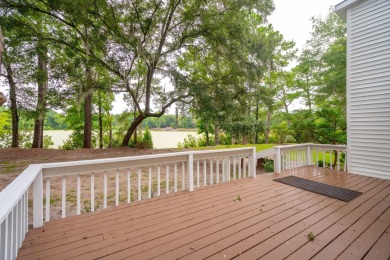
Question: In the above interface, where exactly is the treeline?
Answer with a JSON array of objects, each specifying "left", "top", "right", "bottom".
[{"left": 0, "top": 0, "right": 346, "bottom": 150}]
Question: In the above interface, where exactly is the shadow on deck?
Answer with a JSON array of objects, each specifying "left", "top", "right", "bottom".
[{"left": 18, "top": 166, "right": 390, "bottom": 259}]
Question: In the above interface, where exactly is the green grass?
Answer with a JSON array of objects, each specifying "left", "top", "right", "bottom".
[
  {"left": 312, "top": 151, "right": 345, "bottom": 167},
  {"left": 192, "top": 143, "right": 277, "bottom": 152},
  {"left": 0, "top": 161, "right": 18, "bottom": 174}
]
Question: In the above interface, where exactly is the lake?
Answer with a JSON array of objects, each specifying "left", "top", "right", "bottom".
[{"left": 44, "top": 130, "right": 200, "bottom": 149}]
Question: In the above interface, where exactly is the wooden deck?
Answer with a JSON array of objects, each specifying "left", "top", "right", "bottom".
[{"left": 18, "top": 166, "right": 390, "bottom": 260}]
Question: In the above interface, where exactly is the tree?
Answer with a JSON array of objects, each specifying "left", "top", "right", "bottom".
[
  {"left": 32, "top": 20, "right": 48, "bottom": 148},
  {"left": 259, "top": 27, "right": 296, "bottom": 143},
  {"left": 0, "top": 27, "right": 6, "bottom": 106}
]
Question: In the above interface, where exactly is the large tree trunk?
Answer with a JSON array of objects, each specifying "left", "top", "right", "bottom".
[
  {"left": 133, "top": 105, "right": 138, "bottom": 143},
  {"left": 122, "top": 114, "right": 145, "bottom": 146},
  {"left": 98, "top": 92, "right": 103, "bottom": 149},
  {"left": 32, "top": 40, "right": 48, "bottom": 148},
  {"left": 0, "top": 27, "right": 3, "bottom": 76},
  {"left": 108, "top": 118, "right": 112, "bottom": 148},
  {"left": 214, "top": 123, "right": 220, "bottom": 146},
  {"left": 175, "top": 106, "right": 179, "bottom": 128},
  {"left": 255, "top": 100, "right": 259, "bottom": 144},
  {"left": 83, "top": 91, "right": 93, "bottom": 148},
  {"left": 83, "top": 31, "right": 93, "bottom": 148},
  {"left": 5, "top": 61, "right": 19, "bottom": 147},
  {"left": 284, "top": 103, "right": 291, "bottom": 128},
  {"left": 0, "top": 29, "right": 6, "bottom": 106},
  {"left": 265, "top": 109, "right": 271, "bottom": 144}
]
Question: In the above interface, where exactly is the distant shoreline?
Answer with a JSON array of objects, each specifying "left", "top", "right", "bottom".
[
  {"left": 43, "top": 128, "right": 198, "bottom": 132},
  {"left": 150, "top": 128, "right": 198, "bottom": 132}
]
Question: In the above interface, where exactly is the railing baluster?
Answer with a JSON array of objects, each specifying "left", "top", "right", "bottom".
[
  {"left": 323, "top": 150, "right": 326, "bottom": 168},
  {"left": 344, "top": 151, "right": 347, "bottom": 172},
  {"left": 222, "top": 158, "right": 226, "bottom": 182},
  {"left": 330, "top": 151, "right": 333, "bottom": 169},
  {"left": 166, "top": 165, "right": 170, "bottom": 194},
  {"left": 8, "top": 210, "right": 14, "bottom": 259},
  {"left": 45, "top": 178, "right": 50, "bottom": 222},
  {"left": 62, "top": 175, "right": 66, "bottom": 218},
  {"left": 22, "top": 194, "right": 26, "bottom": 240},
  {"left": 298, "top": 150, "right": 301, "bottom": 166},
  {"left": 13, "top": 205, "right": 16, "bottom": 258},
  {"left": 17, "top": 200, "right": 21, "bottom": 249},
  {"left": 238, "top": 158, "right": 242, "bottom": 179},
  {"left": 138, "top": 169, "right": 142, "bottom": 201},
  {"left": 243, "top": 158, "right": 246, "bottom": 178},
  {"left": 115, "top": 169, "right": 119, "bottom": 206},
  {"left": 5, "top": 215, "right": 9, "bottom": 260},
  {"left": 216, "top": 159, "right": 220, "bottom": 183},
  {"left": 337, "top": 151, "right": 340, "bottom": 171},
  {"left": 227, "top": 157, "right": 231, "bottom": 180},
  {"left": 18, "top": 199, "right": 22, "bottom": 250},
  {"left": 148, "top": 167, "right": 152, "bottom": 199},
  {"left": 157, "top": 165, "right": 161, "bottom": 196},
  {"left": 174, "top": 163, "right": 178, "bottom": 192},
  {"left": 103, "top": 171, "right": 107, "bottom": 209},
  {"left": 127, "top": 169, "right": 131, "bottom": 203},
  {"left": 316, "top": 150, "right": 319, "bottom": 166},
  {"left": 187, "top": 154, "right": 194, "bottom": 192},
  {"left": 25, "top": 193, "right": 28, "bottom": 238},
  {"left": 91, "top": 172, "right": 95, "bottom": 212},
  {"left": 196, "top": 160, "right": 200, "bottom": 188},
  {"left": 203, "top": 159, "right": 206, "bottom": 186},
  {"left": 233, "top": 158, "right": 236, "bottom": 180},
  {"left": 77, "top": 174, "right": 81, "bottom": 214},
  {"left": 210, "top": 159, "right": 213, "bottom": 185},
  {"left": 182, "top": 161, "right": 186, "bottom": 190}
]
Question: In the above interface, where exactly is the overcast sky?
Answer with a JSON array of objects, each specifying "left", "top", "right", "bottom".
[
  {"left": 268, "top": 0, "right": 341, "bottom": 53},
  {"left": 112, "top": 0, "right": 343, "bottom": 114}
]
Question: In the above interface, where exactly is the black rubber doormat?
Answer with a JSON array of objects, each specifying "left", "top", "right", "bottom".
[{"left": 274, "top": 176, "right": 362, "bottom": 202}]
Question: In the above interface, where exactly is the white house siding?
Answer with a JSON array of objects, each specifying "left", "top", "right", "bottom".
[{"left": 348, "top": 0, "right": 390, "bottom": 179}]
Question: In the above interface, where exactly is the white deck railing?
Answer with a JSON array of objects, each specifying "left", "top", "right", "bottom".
[
  {"left": 0, "top": 147, "right": 256, "bottom": 260},
  {"left": 257, "top": 143, "right": 347, "bottom": 173}
]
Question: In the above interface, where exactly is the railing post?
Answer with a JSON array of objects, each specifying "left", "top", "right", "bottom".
[
  {"left": 187, "top": 153, "right": 194, "bottom": 192},
  {"left": 275, "top": 147, "right": 281, "bottom": 173},
  {"left": 33, "top": 170, "right": 43, "bottom": 228},
  {"left": 251, "top": 147, "right": 256, "bottom": 178},
  {"left": 306, "top": 145, "right": 312, "bottom": 166}
]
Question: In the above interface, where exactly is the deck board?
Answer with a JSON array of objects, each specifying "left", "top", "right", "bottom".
[{"left": 18, "top": 166, "right": 390, "bottom": 260}]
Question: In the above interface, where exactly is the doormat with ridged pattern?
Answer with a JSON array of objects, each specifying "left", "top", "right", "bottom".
[{"left": 274, "top": 176, "right": 362, "bottom": 202}]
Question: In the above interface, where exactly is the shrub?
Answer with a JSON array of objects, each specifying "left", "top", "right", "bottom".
[
  {"left": 318, "top": 160, "right": 330, "bottom": 167},
  {"left": 177, "top": 134, "right": 198, "bottom": 148},
  {"left": 263, "top": 159, "right": 274, "bottom": 173},
  {"left": 139, "top": 127, "right": 153, "bottom": 148}
]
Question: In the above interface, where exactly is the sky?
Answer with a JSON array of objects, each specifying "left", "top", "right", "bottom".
[
  {"left": 112, "top": 0, "right": 343, "bottom": 114},
  {"left": 268, "top": 0, "right": 341, "bottom": 55}
]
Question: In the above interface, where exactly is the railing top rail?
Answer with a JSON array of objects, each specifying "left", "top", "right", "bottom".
[
  {"left": 37, "top": 147, "right": 254, "bottom": 177},
  {"left": 256, "top": 148, "right": 276, "bottom": 159},
  {"left": 310, "top": 144, "right": 347, "bottom": 149},
  {"left": 275, "top": 143, "right": 347, "bottom": 150},
  {"left": 0, "top": 164, "right": 42, "bottom": 224},
  {"left": 274, "top": 143, "right": 311, "bottom": 149},
  {"left": 40, "top": 147, "right": 254, "bottom": 168}
]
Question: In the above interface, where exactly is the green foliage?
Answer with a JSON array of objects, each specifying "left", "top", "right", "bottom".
[
  {"left": 44, "top": 110, "right": 67, "bottom": 130},
  {"left": 177, "top": 134, "right": 213, "bottom": 149},
  {"left": 141, "top": 115, "right": 196, "bottom": 129},
  {"left": 0, "top": 4, "right": 348, "bottom": 150},
  {"left": 139, "top": 127, "right": 153, "bottom": 149},
  {"left": 263, "top": 160, "right": 274, "bottom": 173},
  {"left": 307, "top": 232, "right": 316, "bottom": 241}
]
